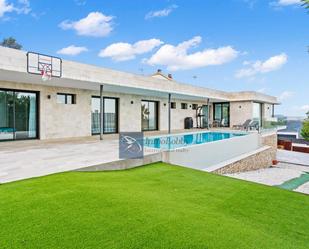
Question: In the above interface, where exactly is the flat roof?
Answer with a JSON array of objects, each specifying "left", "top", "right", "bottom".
[{"left": 0, "top": 46, "right": 279, "bottom": 104}]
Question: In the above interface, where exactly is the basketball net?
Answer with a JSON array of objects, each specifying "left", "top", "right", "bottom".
[{"left": 41, "top": 67, "right": 52, "bottom": 82}]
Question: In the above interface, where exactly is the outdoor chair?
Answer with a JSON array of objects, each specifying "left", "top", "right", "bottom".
[
  {"left": 248, "top": 120, "right": 259, "bottom": 131},
  {"left": 233, "top": 119, "right": 252, "bottom": 130}
]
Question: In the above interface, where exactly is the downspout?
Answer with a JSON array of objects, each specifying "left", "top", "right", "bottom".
[
  {"left": 207, "top": 98, "right": 210, "bottom": 129},
  {"left": 100, "top": 84, "right": 104, "bottom": 140},
  {"left": 168, "top": 93, "right": 171, "bottom": 134}
]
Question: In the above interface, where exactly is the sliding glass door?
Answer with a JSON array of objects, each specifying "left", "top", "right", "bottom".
[
  {"left": 213, "top": 102, "right": 230, "bottom": 127},
  {"left": 0, "top": 89, "right": 38, "bottom": 141},
  {"left": 253, "top": 102, "right": 263, "bottom": 127},
  {"left": 202, "top": 105, "right": 209, "bottom": 128},
  {"left": 141, "top": 100, "right": 158, "bottom": 131},
  {"left": 91, "top": 97, "right": 118, "bottom": 134}
]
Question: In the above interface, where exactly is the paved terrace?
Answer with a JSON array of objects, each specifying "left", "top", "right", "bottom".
[
  {"left": 0, "top": 136, "right": 120, "bottom": 183},
  {"left": 0, "top": 129, "right": 210, "bottom": 183},
  {"left": 226, "top": 150, "right": 309, "bottom": 195}
]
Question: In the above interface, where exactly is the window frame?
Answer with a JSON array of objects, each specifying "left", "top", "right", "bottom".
[
  {"left": 192, "top": 104, "right": 198, "bottom": 110},
  {"left": 91, "top": 96, "right": 119, "bottom": 135},
  {"left": 170, "top": 102, "right": 176, "bottom": 109},
  {"left": 141, "top": 100, "right": 159, "bottom": 132},
  {"left": 213, "top": 102, "right": 230, "bottom": 127},
  {"left": 0, "top": 87, "right": 40, "bottom": 141},
  {"left": 57, "top": 93, "right": 76, "bottom": 105},
  {"left": 181, "top": 103, "right": 188, "bottom": 110}
]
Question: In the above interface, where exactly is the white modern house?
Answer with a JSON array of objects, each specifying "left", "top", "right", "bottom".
[{"left": 0, "top": 46, "right": 279, "bottom": 142}]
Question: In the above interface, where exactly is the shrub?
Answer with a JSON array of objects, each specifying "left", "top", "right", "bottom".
[{"left": 301, "top": 120, "right": 309, "bottom": 141}]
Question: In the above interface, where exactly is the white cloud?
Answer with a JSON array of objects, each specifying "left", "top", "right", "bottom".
[
  {"left": 99, "top": 39, "right": 163, "bottom": 61},
  {"left": 301, "top": 105, "right": 309, "bottom": 111},
  {"left": 0, "top": 0, "right": 14, "bottom": 17},
  {"left": 145, "top": 5, "right": 178, "bottom": 19},
  {"left": 270, "top": 0, "right": 301, "bottom": 8},
  {"left": 235, "top": 53, "right": 287, "bottom": 78},
  {"left": 59, "top": 12, "right": 114, "bottom": 37},
  {"left": 145, "top": 36, "right": 238, "bottom": 71},
  {"left": 16, "top": 0, "right": 31, "bottom": 14},
  {"left": 276, "top": 0, "right": 301, "bottom": 6},
  {"left": 278, "top": 91, "right": 294, "bottom": 101},
  {"left": 0, "top": 0, "right": 32, "bottom": 19},
  {"left": 57, "top": 45, "right": 88, "bottom": 56}
]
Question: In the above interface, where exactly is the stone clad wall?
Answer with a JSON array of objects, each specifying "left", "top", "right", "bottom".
[
  {"left": 213, "top": 133, "right": 277, "bottom": 174},
  {"left": 261, "top": 133, "right": 277, "bottom": 161},
  {"left": 261, "top": 133, "right": 277, "bottom": 150},
  {"left": 213, "top": 146, "right": 274, "bottom": 174}
]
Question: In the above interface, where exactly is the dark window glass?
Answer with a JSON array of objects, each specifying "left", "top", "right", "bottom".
[
  {"left": 57, "top": 93, "right": 75, "bottom": 104},
  {"left": 91, "top": 97, "right": 118, "bottom": 134},
  {"left": 181, "top": 103, "right": 188, "bottom": 109},
  {"left": 171, "top": 102, "right": 176, "bottom": 109},
  {"left": 0, "top": 89, "right": 38, "bottom": 141},
  {"left": 142, "top": 100, "right": 158, "bottom": 131},
  {"left": 213, "top": 103, "right": 230, "bottom": 127},
  {"left": 192, "top": 104, "right": 198, "bottom": 110}
]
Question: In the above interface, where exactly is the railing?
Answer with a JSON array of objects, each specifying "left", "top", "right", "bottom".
[{"left": 260, "top": 120, "right": 287, "bottom": 133}]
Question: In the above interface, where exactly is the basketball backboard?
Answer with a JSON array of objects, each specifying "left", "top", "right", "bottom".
[{"left": 27, "top": 52, "right": 62, "bottom": 78}]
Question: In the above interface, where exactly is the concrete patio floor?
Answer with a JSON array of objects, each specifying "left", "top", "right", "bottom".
[
  {"left": 0, "top": 129, "right": 207, "bottom": 183},
  {"left": 0, "top": 137, "right": 120, "bottom": 183},
  {"left": 226, "top": 160, "right": 309, "bottom": 195}
]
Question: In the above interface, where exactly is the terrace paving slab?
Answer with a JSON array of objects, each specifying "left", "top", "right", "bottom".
[
  {"left": 277, "top": 150, "right": 309, "bottom": 166},
  {"left": 296, "top": 182, "right": 309, "bottom": 194},
  {"left": 0, "top": 137, "right": 157, "bottom": 184},
  {"left": 226, "top": 162, "right": 309, "bottom": 194}
]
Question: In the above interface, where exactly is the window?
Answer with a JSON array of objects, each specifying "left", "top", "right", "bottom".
[
  {"left": 142, "top": 100, "right": 158, "bottom": 131},
  {"left": 213, "top": 103, "right": 230, "bottom": 127},
  {"left": 57, "top": 93, "right": 76, "bottom": 104},
  {"left": 91, "top": 97, "right": 118, "bottom": 134},
  {"left": 181, "top": 103, "right": 188, "bottom": 109},
  {"left": 192, "top": 104, "right": 198, "bottom": 110},
  {"left": 272, "top": 104, "right": 275, "bottom": 118},
  {"left": 253, "top": 102, "right": 263, "bottom": 127},
  {"left": 171, "top": 102, "right": 176, "bottom": 109},
  {"left": 0, "top": 89, "right": 38, "bottom": 141}
]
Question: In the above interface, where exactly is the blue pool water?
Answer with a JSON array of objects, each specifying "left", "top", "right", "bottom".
[{"left": 144, "top": 132, "right": 246, "bottom": 150}]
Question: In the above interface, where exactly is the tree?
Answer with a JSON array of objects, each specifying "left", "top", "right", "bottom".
[
  {"left": 303, "top": 0, "right": 309, "bottom": 8},
  {"left": 0, "top": 37, "right": 22, "bottom": 50},
  {"left": 301, "top": 110, "right": 309, "bottom": 141},
  {"left": 301, "top": 120, "right": 309, "bottom": 141}
]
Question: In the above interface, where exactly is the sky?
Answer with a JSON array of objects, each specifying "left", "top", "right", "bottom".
[{"left": 0, "top": 0, "right": 308, "bottom": 117}]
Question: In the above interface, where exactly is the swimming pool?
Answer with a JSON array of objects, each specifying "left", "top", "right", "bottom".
[{"left": 144, "top": 131, "right": 246, "bottom": 150}]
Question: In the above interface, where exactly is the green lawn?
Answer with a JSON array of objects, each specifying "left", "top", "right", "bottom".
[{"left": 0, "top": 163, "right": 308, "bottom": 249}]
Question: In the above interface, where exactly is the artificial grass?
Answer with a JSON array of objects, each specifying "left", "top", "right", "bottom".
[{"left": 0, "top": 163, "right": 308, "bottom": 249}]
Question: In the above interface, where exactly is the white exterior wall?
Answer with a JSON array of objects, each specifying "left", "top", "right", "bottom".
[{"left": 163, "top": 133, "right": 260, "bottom": 170}]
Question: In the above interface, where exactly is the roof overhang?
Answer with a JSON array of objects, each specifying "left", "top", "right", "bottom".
[{"left": 0, "top": 69, "right": 226, "bottom": 102}]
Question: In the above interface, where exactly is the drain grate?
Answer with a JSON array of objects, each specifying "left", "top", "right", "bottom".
[{"left": 278, "top": 172, "right": 309, "bottom": 191}]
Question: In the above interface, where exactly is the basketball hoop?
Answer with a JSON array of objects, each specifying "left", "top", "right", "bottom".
[{"left": 41, "top": 68, "right": 51, "bottom": 81}]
